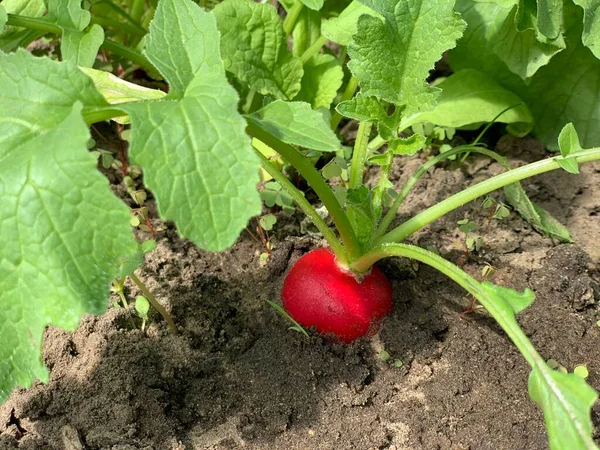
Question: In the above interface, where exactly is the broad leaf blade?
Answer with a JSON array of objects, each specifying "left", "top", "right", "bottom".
[
  {"left": 529, "top": 368, "right": 598, "bottom": 450},
  {"left": 348, "top": 0, "right": 465, "bottom": 116},
  {"left": 300, "top": 0, "right": 324, "bottom": 11},
  {"left": 572, "top": 0, "right": 600, "bottom": 58},
  {"left": 47, "top": 0, "right": 105, "bottom": 67},
  {"left": 537, "top": 0, "right": 563, "bottom": 39},
  {"left": 0, "top": 6, "right": 7, "bottom": 31},
  {"left": 78, "top": 67, "right": 167, "bottom": 104},
  {"left": 0, "top": 51, "right": 137, "bottom": 402},
  {"left": 403, "top": 69, "right": 533, "bottom": 132},
  {"left": 121, "top": 0, "right": 261, "bottom": 252},
  {"left": 504, "top": 182, "right": 572, "bottom": 242},
  {"left": 337, "top": 93, "right": 401, "bottom": 139},
  {"left": 294, "top": 54, "right": 343, "bottom": 110},
  {"left": 321, "top": 1, "right": 380, "bottom": 46},
  {"left": 246, "top": 100, "right": 340, "bottom": 152},
  {"left": 214, "top": 0, "right": 303, "bottom": 100}
]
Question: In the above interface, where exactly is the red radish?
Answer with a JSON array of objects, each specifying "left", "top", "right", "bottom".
[{"left": 282, "top": 248, "right": 393, "bottom": 343}]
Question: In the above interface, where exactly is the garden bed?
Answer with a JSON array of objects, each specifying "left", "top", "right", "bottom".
[{"left": 1, "top": 136, "right": 599, "bottom": 450}]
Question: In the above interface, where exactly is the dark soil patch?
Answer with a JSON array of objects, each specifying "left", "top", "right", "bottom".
[{"left": 2, "top": 136, "right": 600, "bottom": 450}]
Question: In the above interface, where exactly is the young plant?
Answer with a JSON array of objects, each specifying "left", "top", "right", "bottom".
[{"left": 1, "top": 1, "right": 599, "bottom": 449}]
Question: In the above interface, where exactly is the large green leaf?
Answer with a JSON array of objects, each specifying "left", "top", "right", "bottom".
[
  {"left": 47, "top": 0, "right": 105, "bottom": 67},
  {"left": 247, "top": 100, "right": 340, "bottom": 152},
  {"left": 213, "top": 0, "right": 303, "bottom": 100},
  {"left": 348, "top": 0, "right": 465, "bottom": 116},
  {"left": 0, "top": 50, "right": 137, "bottom": 402},
  {"left": 449, "top": 0, "right": 600, "bottom": 149},
  {"left": 300, "top": 0, "right": 324, "bottom": 11},
  {"left": 571, "top": 0, "right": 600, "bottom": 58},
  {"left": 401, "top": 69, "right": 533, "bottom": 132},
  {"left": 321, "top": 1, "right": 380, "bottom": 46},
  {"left": 294, "top": 54, "right": 343, "bottom": 110},
  {"left": 120, "top": 0, "right": 261, "bottom": 252}
]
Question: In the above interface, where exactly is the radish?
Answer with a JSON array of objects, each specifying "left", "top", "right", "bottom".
[{"left": 282, "top": 248, "right": 393, "bottom": 343}]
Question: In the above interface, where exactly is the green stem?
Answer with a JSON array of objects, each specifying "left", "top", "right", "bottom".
[
  {"left": 368, "top": 135, "right": 386, "bottom": 153},
  {"left": 330, "top": 75, "right": 359, "bottom": 130},
  {"left": 350, "top": 243, "right": 542, "bottom": 370},
  {"left": 246, "top": 122, "right": 362, "bottom": 260},
  {"left": 253, "top": 145, "right": 348, "bottom": 264},
  {"left": 349, "top": 121, "right": 373, "bottom": 188},
  {"left": 129, "top": 272, "right": 178, "bottom": 334},
  {"left": 130, "top": 0, "right": 145, "bottom": 23},
  {"left": 377, "top": 148, "right": 600, "bottom": 245},
  {"left": 300, "top": 35, "right": 327, "bottom": 64},
  {"left": 372, "top": 151, "right": 393, "bottom": 215},
  {"left": 82, "top": 106, "right": 129, "bottom": 125},
  {"left": 376, "top": 145, "right": 507, "bottom": 238},
  {"left": 6, "top": 14, "right": 155, "bottom": 73},
  {"left": 283, "top": 1, "right": 304, "bottom": 35},
  {"left": 91, "top": 16, "right": 146, "bottom": 38}
]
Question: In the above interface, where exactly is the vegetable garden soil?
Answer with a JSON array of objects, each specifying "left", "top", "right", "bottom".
[{"left": 2, "top": 136, "right": 600, "bottom": 450}]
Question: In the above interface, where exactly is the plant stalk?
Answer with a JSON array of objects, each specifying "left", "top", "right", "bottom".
[
  {"left": 253, "top": 145, "right": 348, "bottom": 264},
  {"left": 375, "top": 145, "right": 507, "bottom": 238},
  {"left": 300, "top": 35, "right": 327, "bottom": 64},
  {"left": 330, "top": 75, "right": 359, "bottom": 130},
  {"left": 129, "top": 272, "right": 178, "bottom": 333},
  {"left": 349, "top": 121, "right": 373, "bottom": 188},
  {"left": 247, "top": 122, "right": 362, "bottom": 260},
  {"left": 377, "top": 148, "right": 600, "bottom": 245},
  {"left": 283, "top": 1, "right": 304, "bottom": 35}
]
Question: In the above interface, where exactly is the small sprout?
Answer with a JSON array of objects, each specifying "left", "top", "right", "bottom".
[
  {"left": 266, "top": 300, "right": 309, "bottom": 337},
  {"left": 130, "top": 215, "right": 141, "bottom": 227},
  {"left": 135, "top": 295, "right": 150, "bottom": 331},
  {"left": 259, "top": 214, "right": 277, "bottom": 231},
  {"left": 482, "top": 196, "right": 495, "bottom": 209},
  {"left": 393, "top": 360, "right": 404, "bottom": 368},
  {"left": 465, "top": 236, "right": 483, "bottom": 252},
  {"left": 86, "top": 138, "right": 97, "bottom": 149},
  {"left": 130, "top": 189, "right": 147, "bottom": 205},
  {"left": 596, "top": 320, "right": 600, "bottom": 327},
  {"left": 380, "top": 349, "right": 391, "bottom": 362},
  {"left": 481, "top": 264, "right": 496, "bottom": 279},
  {"left": 574, "top": 365, "right": 589, "bottom": 379},
  {"left": 493, "top": 203, "right": 511, "bottom": 220},
  {"left": 128, "top": 165, "right": 143, "bottom": 179},
  {"left": 547, "top": 359, "right": 561, "bottom": 369},
  {"left": 140, "top": 239, "right": 157, "bottom": 254},
  {"left": 457, "top": 219, "right": 477, "bottom": 233},
  {"left": 259, "top": 252, "right": 270, "bottom": 264}
]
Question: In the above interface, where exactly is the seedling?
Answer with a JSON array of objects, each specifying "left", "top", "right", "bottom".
[
  {"left": 266, "top": 300, "right": 309, "bottom": 338},
  {"left": 135, "top": 296, "right": 150, "bottom": 331},
  {"left": 1, "top": 0, "right": 599, "bottom": 448}
]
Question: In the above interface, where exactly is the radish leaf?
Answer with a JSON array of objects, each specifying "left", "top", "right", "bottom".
[
  {"left": 120, "top": 0, "right": 261, "bottom": 252},
  {"left": 348, "top": 0, "right": 465, "bottom": 116},
  {"left": 0, "top": 51, "right": 137, "bottom": 402},
  {"left": 295, "top": 54, "right": 343, "bottom": 110},
  {"left": 214, "top": 0, "right": 303, "bottom": 100}
]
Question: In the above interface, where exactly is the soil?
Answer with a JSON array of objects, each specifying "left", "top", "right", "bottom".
[{"left": 2, "top": 135, "right": 600, "bottom": 450}]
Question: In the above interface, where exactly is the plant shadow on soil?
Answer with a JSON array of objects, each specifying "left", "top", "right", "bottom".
[{"left": 2, "top": 136, "right": 600, "bottom": 450}]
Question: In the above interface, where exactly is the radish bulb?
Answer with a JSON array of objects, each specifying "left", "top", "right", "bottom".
[{"left": 282, "top": 248, "right": 393, "bottom": 343}]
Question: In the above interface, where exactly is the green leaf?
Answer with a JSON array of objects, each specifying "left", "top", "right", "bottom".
[
  {"left": 572, "top": 0, "right": 600, "bottom": 58},
  {"left": 246, "top": 100, "right": 341, "bottom": 151},
  {"left": 449, "top": 1, "right": 600, "bottom": 149},
  {"left": 494, "top": 3, "right": 565, "bottom": 80},
  {"left": 78, "top": 67, "right": 167, "bottom": 104},
  {"left": 529, "top": 368, "right": 598, "bottom": 450},
  {"left": 214, "top": 0, "right": 303, "bottom": 100},
  {"left": 0, "top": 0, "right": 45, "bottom": 51},
  {"left": 536, "top": 0, "right": 563, "bottom": 39},
  {"left": 346, "top": 186, "right": 377, "bottom": 250},
  {"left": 47, "top": 0, "right": 105, "bottom": 67},
  {"left": 574, "top": 365, "right": 590, "bottom": 379},
  {"left": 135, "top": 296, "right": 150, "bottom": 317},
  {"left": 480, "top": 281, "right": 534, "bottom": 315},
  {"left": 557, "top": 123, "right": 582, "bottom": 173},
  {"left": 0, "top": 6, "right": 7, "bottom": 31},
  {"left": 294, "top": 54, "right": 344, "bottom": 110},
  {"left": 300, "top": 0, "right": 324, "bottom": 10},
  {"left": 120, "top": 0, "right": 261, "bottom": 252},
  {"left": 402, "top": 69, "right": 533, "bottom": 133},
  {"left": 388, "top": 134, "right": 426, "bottom": 156},
  {"left": 292, "top": 7, "right": 321, "bottom": 56},
  {"left": 348, "top": 0, "right": 465, "bottom": 116},
  {"left": 321, "top": 1, "right": 380, "bottom": 46},
  {"left": 504, "top": 182, "right": 573, "bottom": 242},
  {"left": 337, "top": 94, "right": 401, "bottom": 138},
  {"left": 259, "top": 214, "right": 277, "bottom": 231},
  {"left": 0, "top": 52, "right": 137, "bottom": 402}
]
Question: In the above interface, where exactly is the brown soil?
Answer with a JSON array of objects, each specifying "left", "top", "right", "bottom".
[{"left": 1, "top": 136, "right": 600, "bottom": 450}]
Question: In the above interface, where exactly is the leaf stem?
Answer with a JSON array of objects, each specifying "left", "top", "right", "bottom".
[
  {"left": 377, "top": 148, "right": 600, "bottom": 245},
  {"left": 253, "top": 145, "right": 348, "bottom": 264},
  {"left": 300, "top": 35, "right": 328, "bottom": 64},
  {"left": 6, "top": 13, "right": 155, "bottom": 72},
  {"left": 349, "top": 121, "right": 373, "bottom": 188},
  {"left": 129, "top": 272, "right": 177, "bottom": 334},
  {"left": 246, "top": 122, "right": 362, "bottom": 261},
  {"left": 330, "top": 75, "right": 359, "bottom": 130},
  {"left": 368, "top": 134, "right": 386, "bottom": 152},
  {"left": 375, "top": 145, "right": 508, "bottom": 238},
  {"left": 283, "top": 1, "right": 304, "bottom": 35}
]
